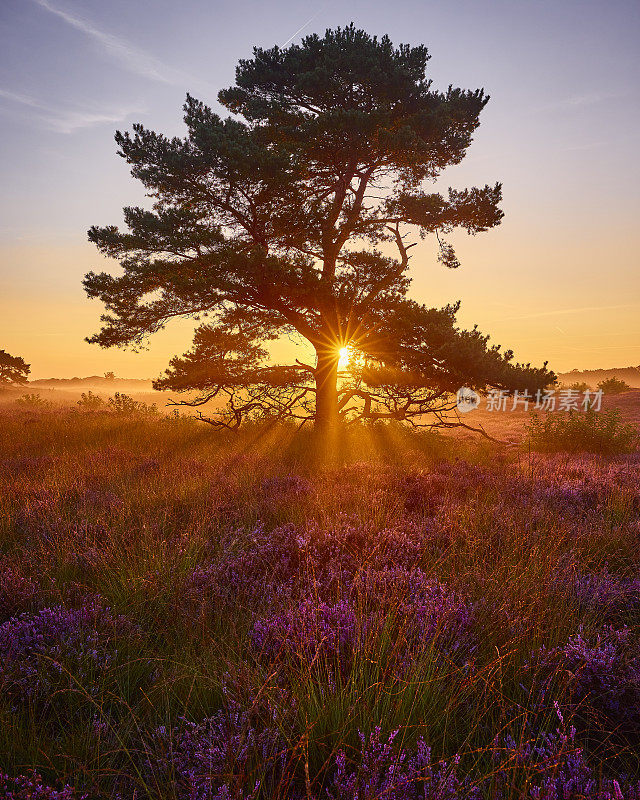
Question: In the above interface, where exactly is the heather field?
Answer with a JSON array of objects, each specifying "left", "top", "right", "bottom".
[{"left": 1, "top": 401, "right": 640, "bottom": 799}]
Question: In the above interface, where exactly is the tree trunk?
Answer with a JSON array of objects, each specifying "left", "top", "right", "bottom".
[{"left": 314, "top": 346, "right": 339, "bottom": 431}]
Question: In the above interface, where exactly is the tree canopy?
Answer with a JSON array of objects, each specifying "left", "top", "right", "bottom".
[
  {"left": 84, "top": 25, "right": 554, "bottom": 431},
  {"left": 0, "top": 349, "right": 30, "bottom": 385}
]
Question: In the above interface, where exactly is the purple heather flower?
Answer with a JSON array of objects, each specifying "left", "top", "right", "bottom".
[
  {"left": 261, "top": 474, "right": 313, "bottom": 499},
  {"left": 0, "top": 602, "right": 131, "bottom": 702},
  {"left": 0, "top": 771, "right": 85, "bottom": 799},
  {"left": 146, "top": 708, "right": 285, "bottom": 800},
  {"left": 534, "top": 626, "right": 640, "bottom": 736}
]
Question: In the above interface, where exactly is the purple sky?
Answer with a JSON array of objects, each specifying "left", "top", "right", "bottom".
[{"left": 1, "top": 0, "right": 639, "bottom": 378}]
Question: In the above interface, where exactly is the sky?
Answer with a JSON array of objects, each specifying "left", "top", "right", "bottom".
[{"left": 0, "top": 0, "right": 639, "bottom": 379}]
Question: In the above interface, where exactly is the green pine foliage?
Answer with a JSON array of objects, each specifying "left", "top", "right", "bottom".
[{"left": 84, "top": 26, "right": 554, "bottom": 430}]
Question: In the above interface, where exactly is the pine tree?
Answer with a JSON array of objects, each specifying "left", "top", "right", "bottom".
[
  {"left": 84, "top": 25, "right": 554, "bottom": 432},
  {"left": 0, "top": 349, "right": 30, "bottom": 385}
]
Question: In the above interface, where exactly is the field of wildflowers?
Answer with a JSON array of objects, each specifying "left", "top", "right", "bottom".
[{"left": 0, "top": 400, "right": 639, "bottom": 799}]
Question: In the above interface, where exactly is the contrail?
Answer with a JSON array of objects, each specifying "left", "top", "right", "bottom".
[
  {"left": 282, "top": 8, "right": 325, "bottom": 47},
  {"left": 32, "top": 0, "right": 203, "bottom": 89}
]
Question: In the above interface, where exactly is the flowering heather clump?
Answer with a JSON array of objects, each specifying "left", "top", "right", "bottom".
[
  {"left": 537, "top": 627, "right": 640, "bottom": 732},
  {"left": 329, "top": 718, "right": 640, "bottom": 800},
  {"left": 184, "top": 523, "right": 303, "bottom": 611},
  {"left": 301, "top": 516, "right": 437, "bottom": 583},
  {"left": 534, "top": 483, "right": 604, "bottom": 513},
  {"left": 185, "top": 517, "right": 451, "bottom": 623},
  {"left": 400, "top": 461, "right": 492, "bottom": 514},
  {"left": 1, "top": 454, "right": 55, "bottom": 474},
  {"left": 80, "top": 487, "right": 124, "bottom": 511},
  {"left": 357, "top": 569, "right": 476, "bottom": 661},
  {"left": 251, "top": 573, "right": 475, "bottom": 674},
  {"left": 0, "top": 772, "right": 83, "bottom": 799},
  {"left": 328, "top": 728, "right": 477, "bottom": 800},
  {"left": 491, "top": 711, "right": 640, "bottom": 800},
  {"left": 0, "top": 560, "right": 40, "bottom": 622},
  {"left": 552, "top": 568, "right": 640, "bottom": 620},
  {"left": 251, "top": 598, "right": 359, "bottom": 670},
  {"left": 525, "top": 453, "right": 640, "bottom": 499},
  {"left": 146, "top": 708, "right": 286, "bottom": 800},
  {"left": 261, "top": 474, "right": 314, "bottom": 499},
  {"left": 0, "top": 602, "right": 128, "bottom": 702}
]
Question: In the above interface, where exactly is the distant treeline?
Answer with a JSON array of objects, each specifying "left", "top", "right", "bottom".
[
  {"left": 28, "top": 376, "right": 153, "bottom": 389},
  {"left": 20, "top": 367, "right": 640, "bottom": 391},
  {"left": 558, "top": 366, "right": 640, "bottom": 389}
]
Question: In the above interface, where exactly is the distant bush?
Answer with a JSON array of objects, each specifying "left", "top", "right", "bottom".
[
  {"left": 556, "top": 381, "right": 590, "bottom": 393},
  {"left": 107, "top": 391, "right": 157, "bottom": 415},
  {"left": 15, "top": 393, "right": 51, "bottom": 409},
  {"left": 597, "top": 376, "right": 631, "bottom": 394},
  {"left": 77, "top": 390, "right": 104, "bottom": 411},
  {"left": 527, "top": 408, "right": 638, "bottom": 455},
  {"left": 569, "top": 381, "right": 590, "bottom": 393}
]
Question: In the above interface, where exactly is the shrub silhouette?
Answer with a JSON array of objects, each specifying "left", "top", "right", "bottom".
[
  {"left": 528, "top": 408, "right": 638, "bottom": 454},
  {"left": 597, "top": 376, "right": 631, "bottom": 394},
  {"left": 107, "top": 392, "right": 157, "bottom": 415},
  {"left": 15, "top": 393, "right": 51, "bottom": 409},
  {"left": 77, "top": 391, "right": 104, "bottom": 411}
]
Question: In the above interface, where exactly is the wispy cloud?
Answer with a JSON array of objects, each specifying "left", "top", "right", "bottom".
[
  {"left": 503, "top": 303, "right": 640, "bottom": 321},
  {"left": 563, "top": 91, "right": 618, "bottom": 108},
  {"left": 530, "top": 90, "right": 625, "bottom": 115},
  {"left": 0, "top": 87, "right": 142, "bottom": 133},
  {"left": 562, "top": 140, "right": 609, "bottom": 152},
  {"left": 47, "top": 107, "right": 142, "bottom": 134},
  {"left": 0, "top": 88, "right": 41, "bottom": 108},
  {"left": 33, "top": 0, "right": 201, "bottom": 89}
]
